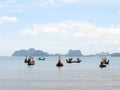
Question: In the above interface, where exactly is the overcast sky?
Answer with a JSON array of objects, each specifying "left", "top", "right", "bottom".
[{"left": 0, "top": 0, "right": 120, "bottom": 56}]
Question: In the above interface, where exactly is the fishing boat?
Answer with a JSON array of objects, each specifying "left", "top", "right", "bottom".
[
  {"left": 28, "top": 59, "right": 35, "bottom": 65},
  {"left": 38, "top": 57, "right": 46, "bottom": 60},
  {"left": 24, "top": 56, "right": 35, "bottom": 65},
  {"left": 66, "top": 58, "right": 81, "bottom": 63},
  {"left": 24, "top": 56, "right": 29, "bottom": 63},
  {"left": 101, "top": 53, "right": 109, "bottom": 65},
  {"left": 99, "top": 61, "right": 106, "bottom": 68},
  {"left": 56, "top": 56, "right": 63, "bottom": 67},
  {"left": 99, "top": 52, "right": 110, "bottom": 68}
]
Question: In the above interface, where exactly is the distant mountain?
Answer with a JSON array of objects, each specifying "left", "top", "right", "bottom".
[
  {"left": 93, "top": 52, "right": 120, "bottom": 57},
  {"left": 12, "top": 48, "right": 83, "bottom": 56},
  {"left": 12, "top": 48, "right": 49, "bottom": 56},
  {"left": 12, "top": 48, "right": 120, "bottom": 57},
  {"left": 110, "top": 53, "right": 120, "bottom": 57},
  {"left": 67, "top": 50, "right": 83, "bottom": 56},
  {"left": 95, "top": 52, "right": 110, "bottom": 56}
]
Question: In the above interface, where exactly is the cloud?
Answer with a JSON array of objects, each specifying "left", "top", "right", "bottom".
[
  {"left": 117, "top": 11, "right": 120, "bottom": 14},
  {"left": 73, "top": 0, "right": 120, "bottom": 4},
  {"left": 41, "top": 0, "right": 75, "bottom": 6},
  {"left": 62, "top": 0, "right": 75, "bottom": 4},
  {"left": 0, "top": 4, "right": 7, "bottom": 8},
  {"left": 0, "top": 0, "right": 16, "bottom": 3},
  {"left": 42, "top": 0, "right": 56, "bottom": 6},
  {"left": 41, "top": 0, "right": 120, "bottom": 6},
  {"left": 0, "top": 0, "right": 119, "bottom": 11},
  {"left": 0, "top": 0, "right": 16, "bottom": 8},
  {"left": 0, "top": 16, "right": 17, "bottom": 24},
  {"left": 20, "top": 21, "right": 120, "bottom": 42}
]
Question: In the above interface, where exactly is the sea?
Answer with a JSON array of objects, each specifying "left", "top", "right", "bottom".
[{"left": 0, "top": 56, "right": 120, "bottom": 90}]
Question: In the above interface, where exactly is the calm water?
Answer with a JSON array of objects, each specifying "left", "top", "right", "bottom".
[{"left": 0, "top": 56, "right": 120, "bottom": 90}]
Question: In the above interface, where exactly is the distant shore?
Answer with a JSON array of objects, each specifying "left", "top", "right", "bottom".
[{"left": 12, "top": 48, "right": 120, "bottom": 57}]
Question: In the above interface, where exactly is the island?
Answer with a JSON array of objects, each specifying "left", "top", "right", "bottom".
[
  {"left": 12, "top": 48, "right": 83, "bottom": 56},
  {"left": 12, "top": 48, "right": 49, "bottom": 56},
  {"left": 12, "top": 48, "right": 120, "bottom": 57}
]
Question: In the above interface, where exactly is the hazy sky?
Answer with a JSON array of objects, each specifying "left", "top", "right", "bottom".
[{"left": 0, "top": 0, "right": 120, "bottom": 56}]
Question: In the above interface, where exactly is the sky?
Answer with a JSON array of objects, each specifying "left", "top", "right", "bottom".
[{"left": 0, "top": 0, "right": 120, "bottom": 56}]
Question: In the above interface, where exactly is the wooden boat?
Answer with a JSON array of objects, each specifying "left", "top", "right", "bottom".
[
  {"left": 56, "top": 56, "right": 63, "bottom": 67},
  {"left": 102, "top": 57, "right": 109, "bottom": 65},
  {"left": 104, "top": 60, "right": 109, "bottom": 64},
  {"left": 99, "top": 61, "right": 106, "bottom": 68},
  {"left": 101, "top": 52, "right": 110, "bottom": 65},
  {"left": 28, "top": 60, "right": 35, "bottom": 65},
  {"left": 66, "top": 58, "right": 81, "bottom": 63},
  {"left": 38, "top": 57, "right": 46, "bottom": 60},
  {"left": 24, "top": 56, "right": 35, "bottom": 65},
  {"left": 24, "top": 56, "right": 29, "bottom": 63},
  {"left": 24, "top": 58, "right": 28, "bottom": 63}
]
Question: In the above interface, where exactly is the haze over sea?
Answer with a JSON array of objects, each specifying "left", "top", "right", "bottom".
[{"left": 0, "top": 56, "right": 120, "bottom": 90}]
